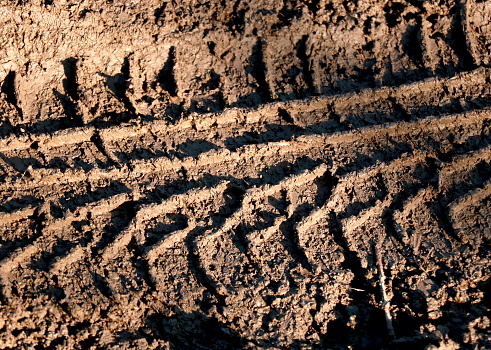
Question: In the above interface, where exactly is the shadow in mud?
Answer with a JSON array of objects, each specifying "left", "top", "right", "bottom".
[
  {"left": 58, "top": 180, "right": 131, "bottom": 212},
  {"left": 318, "top": 303, "right": 389, "bottom": 350},
  {"left": 61, "top": 88, "right": 480, "bottom": 172},
  {"left": 0, "top": 194, "right": 40, "bottom": 213},
  {"left": 145, "top": 213, "right": 189, "bottom": 246},
  {"left": 92, "top": 200, "right": 138, "bottom": 252},
  {"left": 142, "top": 155, "right": 324, "bottom": 205},
  {"left": 170, "top": 138, "right": 221, "bottom": 159},
  {"left": 115, "top": 310, "right": 248, "bottom": 349},
  {"left": 1, "top": 156, "right": 43, "bottom": 172},
  {"left": 2, "top": 65, "right": 490, "bottom": 163}
]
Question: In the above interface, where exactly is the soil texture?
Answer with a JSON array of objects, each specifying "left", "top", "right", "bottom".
[{"left": 0, "top": 1, "right": 490, "bottom": 349}]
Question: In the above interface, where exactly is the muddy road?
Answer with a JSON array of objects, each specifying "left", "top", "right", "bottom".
[{"left": 0, "top": 1, "right": 490, "bottom": 349}]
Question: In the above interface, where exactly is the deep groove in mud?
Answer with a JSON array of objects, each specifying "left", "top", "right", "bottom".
[
  {"left": 90, "top": 132, "right": 119, "bottom": 167},
  {"left": 448, "top": 2, "right": 476, "bottom": 71},
  {"left": 128, "top": 237, "right": 156, "bottom": 291},
  {"left": 154, "top": 47, "right": 178, "bottom": 97},
  {"left": 327, "top": 210, "right": 372, "bottom": 293},
  {"left": 94, "top": 200, "right": 137, "bottom": 252},
  {"left": 296, "top": 35, "right": 315, "bottom": 95},
  {"left": 118, "top": 57, "right": 137, "bottom": 115},
  {"left": 248, "top": 38, "right": 271, "bottom": 103},
  {"left": 62, "top": 57, "right": 80, "bottom": 102},
  {"left": 279, "top": 207, "right": 314, "bottom": 273},
  {"left": 1, "top": 71, "right": 23, "bottom": 120}
]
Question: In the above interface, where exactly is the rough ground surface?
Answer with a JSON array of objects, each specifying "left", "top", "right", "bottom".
[{"left": 0, "top": 1, "right": 490, "bottom": 349}]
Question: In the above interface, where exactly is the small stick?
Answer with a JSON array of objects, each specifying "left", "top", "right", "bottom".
[{"left": 375, "top": 245, "right": 396, "bottom": 339}]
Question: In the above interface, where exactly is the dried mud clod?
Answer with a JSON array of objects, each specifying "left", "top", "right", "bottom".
[{"left": 0, "top": 1, "right": 490, "bottom": 349}]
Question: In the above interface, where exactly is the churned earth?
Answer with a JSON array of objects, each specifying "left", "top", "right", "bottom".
[{"left": 0, "top": 1, "right": 490, "bottom": 349}]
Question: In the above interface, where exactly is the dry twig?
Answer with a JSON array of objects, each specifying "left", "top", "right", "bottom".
[{"left": 375, "top": 244, "right": 396, "bottom": 339}]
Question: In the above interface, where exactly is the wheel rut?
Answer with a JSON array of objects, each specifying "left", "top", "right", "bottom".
[{"left": 1, "top": 4, "right": 491, "bottom": 347}]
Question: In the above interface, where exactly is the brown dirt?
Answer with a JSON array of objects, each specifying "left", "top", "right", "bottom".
[{"left": 0, "top": 1, "right": 490, "bottom": 349}]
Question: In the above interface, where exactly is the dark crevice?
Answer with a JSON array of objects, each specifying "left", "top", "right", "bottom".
[
  {"left": 67, "top": 321, "right": 91, "bottom": 337},
  {"left": 301, "top": 0, "right": 320, "bottom": 16},
  {"left": 93, "top": 201, "right": 138, "bottom": 252},
  {"left": 383, "top": 2, "right": 406, "bottom": 28},
  {"left": 374, "top": 172, "right": 389, "bottom": 200},
  {"left": 98, "top": 56, "right": 136, "bottom": 115},
  {"left": 207, "top": 41, "right": 216, "bottom": 55},
  {"left": 320, "top": 304, "right": 355, "bottom": 347},
  {"left": 91, "top": 271, "right": 113, "bottom": 299},
  {"left": 447, "top": 3, "right": 476, "bottom": 71},
  {"left": 277, "top": 107, "right": 294, "bottom": 124},
  {"left": 226, "top": 0, "right": 247, "bottom": 35},
  {"left": 31, "top": 207, "right": 46, "bottom": 238},
  {"left": 388, "top": 96, "right": 412, "bottom": 122},
  {"left": 203, "top": 70, "right": 221, "bottom": 91},
  {"left": 274, "top": 0, "right": 303, "bottom": 30},
  {"left": 119, "top": 57, "right": 136, "bottom": 114},
  {"left": 90, "top": 132, "right": 119, "bottom": 168},
  {"left": 128, "top": 236, "right": 156, "bottom": 291},
  {"left": 0, "top": 152, "right": 20, "bottom": 174},
  {"left": 402, "top": 18, "right": 426, "bottom": 71},
  {"left": 78, "top": 335, "right": 98, "bottom": 349},
  {"left": 53, "top": 89, "right": 83, "bottom": 127},
  {"left": 1, "top": 71, "right": 24, "bottom": 120},
  {"left": 308, "top": 283, "right": 323, "bottom": 335},
  {"left": 407, "top": 0, "right": 425, "bottom": 10},
  {"left": 153, "top": 2, "right": 167, "bottom": 24},
  {"left": 363, "top": 17, "right": 373, "bottom": 35},
  {"left": 314, "top": 168, "right": 338, "bottom": 207},
  {"left": 443, "top": 159, "right": 491, "bottom": 201},
  {"left": 247, "top": 38, "right": 271, "bottom": 103},
  {"left": 327, "top": 210, "right": 373, "bottom": 294},
  {"left": 154, "top": 47, "right": 178, "bottom": 97},
  {"left": 278, "top": 203, "right": 314, "bottom": 273},
  {"left": 429, "top": 193, "right": 462, "bottom": 244},
  {"left": 146, "top": 311, "right": 247, "bottom": 349},
  {"left": 62, "top": 57, "right": 79, "bottom": 101},
  {"left": 295, "top": 35, "right": 316, "bottom": 95}
]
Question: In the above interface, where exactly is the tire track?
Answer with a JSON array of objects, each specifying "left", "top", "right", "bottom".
[
  {"left": 1, "top": 106, "right": 489, "bottom": 199},
  {"left": 295, "top": 143, "right": 491, "bottom": 302},
  {"left": 192, "top": 165, "right": 331, "bottom": 302},
  {"left": 0, "top": 193, "right": 131, "bottom": 297},
  {"left": 0, "top": 206, "right": 36, "bottom": 227},
  {"left": 0, "top": 102, "right": 485, "bottom": 266},
  {"left": 1, "top": 64, "right": 490, "bottom": 348},
  {"left": 0, "top": 67, "right": 489, "bottom": 176}
]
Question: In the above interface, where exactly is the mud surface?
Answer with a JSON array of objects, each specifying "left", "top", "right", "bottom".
[{"left": 0, "top": 1, "right": 490, "bottom": 349}]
